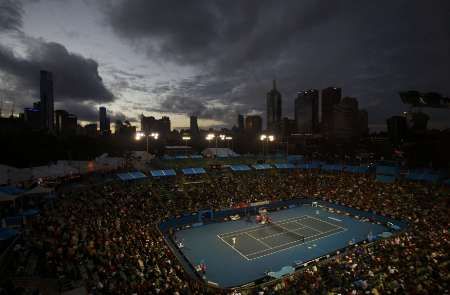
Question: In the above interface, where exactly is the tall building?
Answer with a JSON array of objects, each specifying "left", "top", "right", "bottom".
[
  {"left": 40, "top": 70, "right": 54, "bottom": 130},
  {"left": 24, "top": 107, "right": 41, "bottom": 130},
  {"left": 115, "top": 120, "right": 136, "bottom": 138},
  {"left": 321, "top": 87, "right": 341, "bottom": 133},
  {"left": 387, "top": 115, "right": 408, "bottom": 145},
  {"left": 141, "top": 115, "right": 171, "bottom": 137},
  {"left": 409, "top": 112, "right": 429, "bottom": 131},
  {"left": 84, "top": 123, "right": 98, "bottom": 137},
  {"left": 266, "top": 80, "right": 282, "bottom": 131},
  {"left": 237, "top": 114, "right": 244, "bottom": 131},
  {"left": 295, "top": 89, "right": 319, "bottom": 134},
  {"left": 280, "top": 117, "right": 296, "bottom": 138},
  {"left": 331, "top": 97, "right": 359, "bottom": 139},
  {"left": 358, "top": 109, "right": 369, "bottom": 136},
  {"left": 190, "top": 115, "right": 199, "bottom": 135},
  {"left": 99, "top": 106, "right": 110, "bottom": 135},
  {"left": 56, "top": 110, "right": 77, "bottom": 135},
  {"left": 55, "top": 110, "right": 77, "bottom": 135},
  {"left": 245, "top": 115, "right": 262, "bottom": 134}
]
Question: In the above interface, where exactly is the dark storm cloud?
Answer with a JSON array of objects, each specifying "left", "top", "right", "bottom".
[
  {"left": 55, "top": 101, "right": 132, "bottom": 123},
  {"left": 0, "top": 0, "right": 114, "bottom": 123},
  {"left": 0, "top": 0, "right": 23, "bottom": 32},
  {"left": 55, "top": 101, "right": 98, "bottom": 122},
  {"left": 104, "top": 0, "right": 450, "bottom": 128},
  {"left": 0, "top": 40, "right": 114, "bottom": 103}
]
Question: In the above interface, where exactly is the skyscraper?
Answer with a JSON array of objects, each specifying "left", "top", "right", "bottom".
[
  {"left": 99, "top": 106, "right": 110, "bottom": 135},
  {"left": 55, "top": 110, "right": 77, "bottom": 135},
  {"left": 245, "top": 115, "right": 262, "bottom": 134},
  {"left": 141, "top": 115, "right": 171, "bottom": 137},
  {"left": 331, "top": 97, "right": 359, "bottom": 139},
  {"left": 295, "top": 89, "right": 319, "bottom": 134},
  {"left": 190, "top": 115, "right": 199, "bottom": 135},
  {"left": 321, "top": 87, "right": 341, "bottom": 133},
  {"left": 266, "top": 80, "right": 282, "bottom": 131},
  {"left": 237, "top": 114, "right": 244, "bottom": 131},
  {"left": 40, "top": 70, "right": 54, "bottom": 130},
  {"left": 387, "top": 115, "right": 408, "bottom": 145}
]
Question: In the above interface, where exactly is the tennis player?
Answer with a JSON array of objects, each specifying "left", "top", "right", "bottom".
[{"left": 232, "top": 237, "right": 236, "bottom": 246}]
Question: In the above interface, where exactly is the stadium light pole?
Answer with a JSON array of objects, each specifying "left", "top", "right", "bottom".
[
  {"left": 225, "top": 136, "right": 233, "bottom": 149},
  {"left": 260, "top": 134, "right": 275, "bottom": 158},
  {"left": 182, "top": 136, "right": 191, "bottom": 155},
  {"left": 182, "top": 135, "right": 191, "bottom": 146},
  {"left": 206, "top": 133, "right": 215, "bottom": 147},
  {"left": 219, "top": 134, "right": 226, "bottom": 148},
  {"left": 136, "top": 131, "right": 159, "bottom": 153}
]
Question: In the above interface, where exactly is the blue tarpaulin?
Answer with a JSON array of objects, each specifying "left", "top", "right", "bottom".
[
  {"left": 190, "top": 155, "right": 203, "bottom": 159},
  {"left": 406, "top": 170, "right": 442, "bottom": 183},
  {"left": 182, "top": 167, "right": 206, "bottom": 175},
  {"left": 344, "top": 165, "right": 369, "bottom": 174},
  {"left": 252, "top": 164, "right": 272, "bottom": 170},
  {"left": 287, "top": 155, "right": 304, "bottom": 163},
  {"left": 117, "top": 171, "right": 147, "bottom": 181},
  {"left": 274, "top": 163, "right": 295, "bottom": 169},
  {"left": 376, "top": 165, "right": 399, "bottom": 176},
  {"left": 175, "top": 155, "right": 189, "bottom": 159},
  {"left": 321, "top": 164, "right": 344, "bottom": 172},
  {"left": 19, "top": 208, "right": 40, "bottom": 217},
  {"left": 0, "top": 228, "right": 18, "bottom": 241},
  {"left": 150, "top": 169, "right": 177, "bottom": 177},
  {"left": 376, "top": 175, "right": 396, "bottom": 183},
  {"left": 230, "top": 164, "right": 251, "bottom": 171},
  {"left": 297, "top": 163, "right": 320, "bottom": 169},
  {"left": 4, "top": 216, "right": 22, "bottom": 227},
  {"left": 0, "top": 186, "right": 25, "bottom": 195}
]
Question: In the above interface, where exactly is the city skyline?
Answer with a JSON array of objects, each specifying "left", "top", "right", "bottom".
[{"left": 0, "top": 0, "right": 449, "bottom": 130}]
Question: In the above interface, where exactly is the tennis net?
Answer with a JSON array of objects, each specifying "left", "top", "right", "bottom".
[{"left": 267, "top": 221, "right": 305, "bottom": 243}]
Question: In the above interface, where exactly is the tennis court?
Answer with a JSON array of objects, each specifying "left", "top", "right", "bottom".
[
  {"left": 173, "top": 203, "right": 395, "bottom": 287},
  {"left": 218, "top": 215, "right": 346, "bottom": 260}
]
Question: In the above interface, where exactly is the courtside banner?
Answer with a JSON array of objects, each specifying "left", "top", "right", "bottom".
[
  {"left": 250, "top": 200, "right": 270, "bottom": 207},
  {"left": 234, "top": 202, "right": 249, "bottom": 208}
]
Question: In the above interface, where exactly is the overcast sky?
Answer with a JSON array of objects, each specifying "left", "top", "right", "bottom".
[{"left": 0, "top": 0, "right": 449, "bottom": 130}]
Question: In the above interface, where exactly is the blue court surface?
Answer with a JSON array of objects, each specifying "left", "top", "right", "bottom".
[{"left": 175, "top": 205, "right": 388, "bottom": 288}]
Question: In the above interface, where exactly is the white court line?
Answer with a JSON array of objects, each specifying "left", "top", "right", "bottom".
[
  {"left": 219, "top": 216, "right": 309, "bottom": 239},
  {"left": 294, "top": 220, "right": 323, "bottom": 235},
  {"left": 245, "top": 226, "right": 346, "bottom": 257},
  {"left": 307, "top": 215, "right": 347, "bottom": 230},
  {"left": 259, "top": 223, "right": 305, "bottom": 240},
  {"left": 248, "top": 227, "right": 348, "bottom": 260},
  {"left": 246, "top": 232, "right": 272, "bottom": 250},
  {"left": 216, "top": 234, "right": 250, "bottom": 261},
  {"left": 219, "top": 216, "right": 309, "bottom": 238}
]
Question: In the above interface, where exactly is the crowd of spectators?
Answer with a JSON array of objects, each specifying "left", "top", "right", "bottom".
[{"left": 5, "top": 170, "right": 449, "bottom": 294}]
